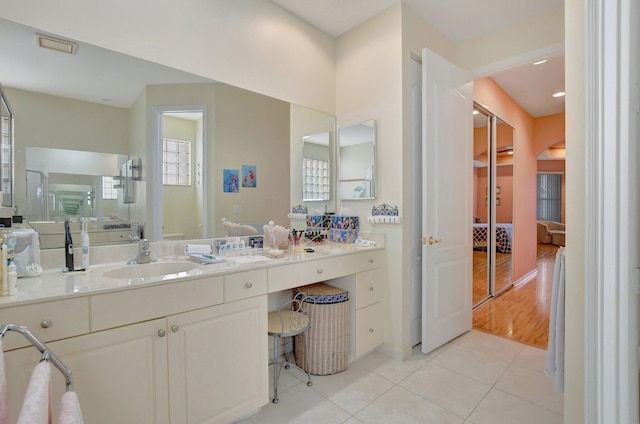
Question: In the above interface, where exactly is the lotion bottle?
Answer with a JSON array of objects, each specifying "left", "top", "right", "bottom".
[{"left": 80, "top": 218, "right": 90, "bottom": 270}]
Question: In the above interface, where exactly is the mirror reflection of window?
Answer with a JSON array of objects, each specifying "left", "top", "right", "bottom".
[
  {"left": 338, "top": 120, "right": 376, "bottom": 200},
  {"left": 163, "top": 138, "right": 191, "bottom": 186},
  {"left": 302, "top": 131, "right": 330, "bottom": 201}
]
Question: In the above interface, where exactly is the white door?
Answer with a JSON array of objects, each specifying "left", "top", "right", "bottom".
[{"left": 421, "top": 48, "right": 473, "bottom": 353}]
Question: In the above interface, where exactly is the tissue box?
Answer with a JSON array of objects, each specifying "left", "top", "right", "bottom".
[
  {"left": 330, "top": 216, "right": 359, "bottom": 230},
  {"left": 329, "top": 229, "right": 358, "bottom": 244}
]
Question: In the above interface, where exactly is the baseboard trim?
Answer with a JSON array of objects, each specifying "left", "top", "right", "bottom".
[{"left": 514, "top": 269, "right": 538, "bottom": 287}]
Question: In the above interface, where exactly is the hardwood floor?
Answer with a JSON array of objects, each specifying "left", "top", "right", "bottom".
[
  {"left": 472, "top": 249, "right": 513, "bottom": 306},
  {"left": 472, "top": 243, "right": 560, "bottom": 349}
]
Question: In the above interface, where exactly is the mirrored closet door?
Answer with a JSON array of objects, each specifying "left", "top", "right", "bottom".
[{"left": 472, "top": 103, "right": 514, "bottom": 307}]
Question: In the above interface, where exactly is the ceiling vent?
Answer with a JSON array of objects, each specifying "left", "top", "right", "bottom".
[{"left": 35, "top": 34, "right": 77, "bottom": 55}]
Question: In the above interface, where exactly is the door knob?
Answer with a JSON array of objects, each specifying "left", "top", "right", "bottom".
[{"left": 427, "top": 236, "right": 442, "bottom": 245}]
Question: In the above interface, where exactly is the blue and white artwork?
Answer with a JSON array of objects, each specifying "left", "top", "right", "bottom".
[{"left": 223, "top": 169, "right": 239, "bottom": 193}]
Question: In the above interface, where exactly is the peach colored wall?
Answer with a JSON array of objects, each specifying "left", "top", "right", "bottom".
[
  {"left": 474, "top": 77, "right": 537, "bottom": 284},
  {"left": 534, "top": 113, "right": 565, "bottom": 154},
  {"left": 476, "top": 167, "right": 488, "bottom": 223},
  {"left": 474, "top": 166, "right": 514, "bottom": 224},
  {"left": 537, "top": 160, "right": 566, "bottom": 223}
]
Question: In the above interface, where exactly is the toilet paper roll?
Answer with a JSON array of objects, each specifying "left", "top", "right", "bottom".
[{"left": 184, "top": 244, "right": 213, "bottom": 255}]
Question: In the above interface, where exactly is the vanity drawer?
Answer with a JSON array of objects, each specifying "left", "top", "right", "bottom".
[
  {"left": 0, "top": 297, "right": 90, "bottom": 351},
  {"left": 355, "top": 268, "right": 383, "bottom": 309},
  {"left": 224, "top": 269, "right": 267, "bottom": 302},
  {"left": 357, "top": 250, "right": 385, "bottom": 272},
  {"left": 355, "top": 302, "right": 383, "bottom": 357},
  {"left": 267, "top": 255, "right": 357, "bottom": 293},
  {"left": 90, "top": 275, "right": 223, "bottom": 331}
]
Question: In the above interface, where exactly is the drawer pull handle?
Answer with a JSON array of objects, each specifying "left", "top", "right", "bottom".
[
  {"left": 317, "top": 269, "right": 323, "bottom": 274},
  {"left": 368, "top": 259, "right": 374, "bottom": 263},
  {"left": 369, "top": 328, "right": 374, "bottom": 333},
  {"left": 40, "top": 320, "right": 52, "bottom": 329},
  {"left": 171, "top": 325, "right": 179, "bottom": 333},
  {"left": 244, "top": 282, "right": 253, "bottom": 289},
  {"left": 158, "top": 329, "right": 166, "bottom": 337},
  {"left": 368, "top": 286, "right": 374, "bottom": 291}
]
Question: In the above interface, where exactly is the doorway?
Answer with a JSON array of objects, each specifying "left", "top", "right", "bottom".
[{"left": 152, "top": 107, "right": 207, "bottom": 241}]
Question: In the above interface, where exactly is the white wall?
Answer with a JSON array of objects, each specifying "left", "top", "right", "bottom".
[
  {"left": 565, "top": 0, "right": 585, "bottom": 421},
  {"left": 0, "top": 0, "right": 336, "bottom": 114}
]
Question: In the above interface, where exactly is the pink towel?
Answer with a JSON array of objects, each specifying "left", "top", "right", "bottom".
[
  {"left": 17, "top": 361, "right": 52, "bottom": 424},
  {"left": 56, "top": 392, "right": 83, "bottom": 424},
  {"left": 0, "top": 340, "right": 8, "bottom": 424}
]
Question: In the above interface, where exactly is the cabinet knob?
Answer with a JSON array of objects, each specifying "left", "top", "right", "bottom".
[
  {"left": 171, "top": 325, "right": 179, "bottom": 333},
  {"left": 368, "top": 286, "right": 374, "bottom": 291},
  {"left": 369, "top": 328, "right": 374, "bottom": 333},
  {"left": 317, "top": 268, "right": 323, "bottom": 274},
  {"left": 40, "top": 320, "right": 52, "bottom": 329},
  {"left": 244, "top": 282, "right": 253, "bottom": 289},
  {"left": 368, "top": 258, "right": 374, "bottom": 263},
  {"left": 158, "top": 329, "right": 166, "bottom": 337}
]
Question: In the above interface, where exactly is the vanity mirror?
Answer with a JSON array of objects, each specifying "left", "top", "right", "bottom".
[
  {"left": 338, "top": 119, "right": 376, "bottom": 200},
  {"left": 0, "top": 17, "right": 336, "bottom": 247}
]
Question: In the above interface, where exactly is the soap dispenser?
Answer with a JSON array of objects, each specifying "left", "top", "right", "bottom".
[{"left": 64, "top": 220, "right": 74, "bottom": 272}]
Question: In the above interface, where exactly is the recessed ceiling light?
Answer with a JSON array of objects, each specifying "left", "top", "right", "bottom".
[
  {"left": 533, "top": 59, "right": 548, "bottom": 65},
  {"left": 35, "top": 34, "right": 77, "bottom": 55},
  {"left": 552, "top": 91, "right": 566, "bottom": 98},
  {"left": 472, "top": 110, "right": 479, "bottom": 115}
]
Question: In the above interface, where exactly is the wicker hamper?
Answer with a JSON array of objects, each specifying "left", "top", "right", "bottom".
[{"left": 294, "top": 282, "right": 349, "bottom": 375}]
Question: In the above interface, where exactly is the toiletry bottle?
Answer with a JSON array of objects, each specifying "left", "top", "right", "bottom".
[
  {"left": 64, "top": 220, "right": 74, "bottom": 271},
  {"left": 80, "top": 218, "right": 90, "bottom": 270},
  {"left": 7, "top": 262, "right": 16, "bottom": 295}
]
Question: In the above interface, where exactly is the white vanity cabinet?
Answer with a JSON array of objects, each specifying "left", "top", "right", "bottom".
[
  {"left": 332, "top": 249, "right": 385, "bottom": 359},
  {"left": 3, "top": 318, "right": 170, "bottom": 424},
  {"left": 3, "top": 274, "right": 267, "bottom": 424}
]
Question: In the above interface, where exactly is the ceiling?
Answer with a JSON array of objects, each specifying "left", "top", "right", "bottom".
[
  {"left": 1, "top": 0, "right": 564, "bottom": 117},
  {"left": 270, "top": 0, "right": 565, "bottom": 118}
]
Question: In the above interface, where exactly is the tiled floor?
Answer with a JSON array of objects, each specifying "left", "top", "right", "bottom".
[{"left": 240, "top": 330, "right": 563, "bottom": 424}]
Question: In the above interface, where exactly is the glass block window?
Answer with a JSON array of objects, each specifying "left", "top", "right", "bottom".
[
  {"left": 302, "top": 158, "right": 330, "bottom": 201},
  {"left": 163, "top": 138, "right": 191, "bottom": 186},
  {"left": 102, "top": 176, "right": 118, "bottom": 200}
]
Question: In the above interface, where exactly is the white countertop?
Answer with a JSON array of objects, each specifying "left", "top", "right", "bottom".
[{"left": 0, "top": 242, "right": 383, "bottom": 308}]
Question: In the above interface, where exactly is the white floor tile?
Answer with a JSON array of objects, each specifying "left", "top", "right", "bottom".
[
  {"left": 343, "top": 417, "right": 364, "bottom": 424},
  {"left": 513, "top": 345, "right": 548, "bottom": 373},
  {"left": 250, "top": 385, "right": 350, "bottom": 424},
  {"left": 400, "top": 362, "right": 491, "bottom": 418},
  {"left": 431, "top": 343, "right": 510, "bottom": 385},
  {"left": 467, "top": 389, "right": 563, "bottom": 424},
  {"left": 355, "top": 386, "right": 464, "bottom": 424},
  {"left": 311, "top": 365, "right": 394, "bottom": 415},
  {"left": 355, "top": 350, "right": 428, "bottom": 384},
  {"left": 494, "top": 364, "right": 564, "bottom": 414},
  {"left": 451, "top": 330, "right": 524, "bottom": 362}
]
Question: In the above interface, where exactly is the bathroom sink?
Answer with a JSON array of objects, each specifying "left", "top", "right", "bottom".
[{"left": 103, "top": 261, "right": 199, "bottom": 280}]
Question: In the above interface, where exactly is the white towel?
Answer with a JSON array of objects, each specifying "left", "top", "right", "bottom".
[
  {"left": 17, "top": 361, "right": 52, "bottom": 424},
  {"left": 56, "top": 392, "right": 83, "bottom": 424},
  {"left": 0, "top": 340, "right": 8, "bottom": 424},
  {"left": 545, "top": 247, "right": 565, "bottom": 393}
]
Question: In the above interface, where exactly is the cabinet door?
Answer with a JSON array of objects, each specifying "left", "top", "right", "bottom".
[
  {"left": 355, "top": 302, "right": 384, "bottom": 357},
  {"left": 3, "top": 318, "right": 169, "bottom": 424},
  {"left": 168, "top": 295, "right": 268, "bottom": 424}
]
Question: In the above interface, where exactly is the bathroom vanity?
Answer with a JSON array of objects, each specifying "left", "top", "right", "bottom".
[{"left": 0, "top": 242, "right": 386, "bottom": 424}]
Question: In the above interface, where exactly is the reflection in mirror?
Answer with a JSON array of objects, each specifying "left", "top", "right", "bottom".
[
  {"left": 1, "top": 17, "right": 336, "bottom": 247},
  {"left": 302, "top": 131, "right": 330, "bottom": 201},
  {"left": 25, "top": 147, "right": 129, "bottom": 221},
  {"left": 338, "top": 120, "right": 376, "bottom": 200},
  {"left": 494, "top": 118, "right": 514, "bottom": 294}
]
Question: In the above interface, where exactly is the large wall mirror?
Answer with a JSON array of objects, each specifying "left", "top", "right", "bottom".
[
  {"left": 0, "top": 17, "right": 336, "bottom": 247},
  {"left": 337, "top": 119, "right": 376, "bottom": 200}
]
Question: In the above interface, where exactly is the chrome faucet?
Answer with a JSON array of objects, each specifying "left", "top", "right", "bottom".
[{"left": 127, "top": 238, "right": 155, "bottom": 265}]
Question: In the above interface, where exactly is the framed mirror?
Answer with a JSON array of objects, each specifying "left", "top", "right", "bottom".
[{"left": 337, "top": 119, "right": 376, "bottom": 200}]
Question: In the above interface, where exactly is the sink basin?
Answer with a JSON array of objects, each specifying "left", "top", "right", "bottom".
[{"left": 103, "top": 261, "right": 199, "bottom": 280}]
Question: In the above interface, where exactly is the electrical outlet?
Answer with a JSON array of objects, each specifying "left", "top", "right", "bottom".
[{"left": 233, "top": 205, "right": 242, "bottom": 215}]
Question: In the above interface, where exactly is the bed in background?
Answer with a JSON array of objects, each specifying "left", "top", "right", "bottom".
[{"left": 472, "top": 223, "right": 513, "bottom": 253}]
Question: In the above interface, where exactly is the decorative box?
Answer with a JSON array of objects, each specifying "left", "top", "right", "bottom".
[
  {"left": 330, "top": 215, "right": 359, "bottom": 230},
  {"left": 329, "top": 229, "right": 358, "bottom": 244}
]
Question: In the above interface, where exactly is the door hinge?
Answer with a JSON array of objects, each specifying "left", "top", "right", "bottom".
[{"left": 636, "top": 268, "right": 640, "bottom": 294}]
